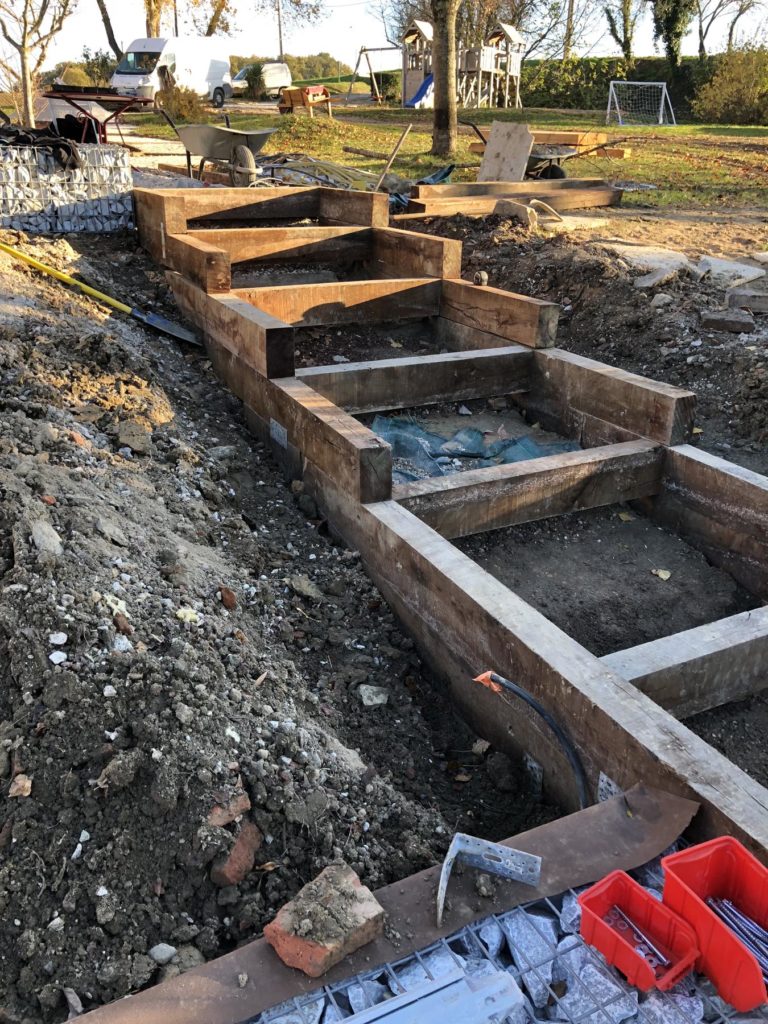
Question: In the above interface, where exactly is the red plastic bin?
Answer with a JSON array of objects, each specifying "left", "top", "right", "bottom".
[
  {"left": 662, "top": 837, "right": 768, "bottom": 1012},
  {"left": 579, "top": 870, "right": 698, "bottom": 991}
]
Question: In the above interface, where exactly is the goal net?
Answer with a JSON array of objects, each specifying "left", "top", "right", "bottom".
[{"left": 606, "top": 81, "right": 676, "bottom": 126}]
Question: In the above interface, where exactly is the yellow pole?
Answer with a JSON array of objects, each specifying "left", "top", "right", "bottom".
[{"left": 0, "top": 240, "right": 133, "bottom": 315}]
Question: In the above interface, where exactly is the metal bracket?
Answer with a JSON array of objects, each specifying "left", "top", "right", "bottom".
[{"left": 436, "top": 833, "right": 542, "bottom": 926}]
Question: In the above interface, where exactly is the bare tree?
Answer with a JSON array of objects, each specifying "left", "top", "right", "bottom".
[
  {"left": 143, "top": 0, "right": 171, "bottom": 36},
  {"left": 695, "top": 0, "right": 732, "bottom": 53},
  {"left": 604, "top": 0, "right": 643, "bottom": 58},
  {"left": 95, "top": 0, "right": 122, "bottom": 57},
  {"left": 0, "top": 0, "right": 76, "bottom": 127},
  {"left": 725, "top": 0, "right": 762, "bottom": 46}
]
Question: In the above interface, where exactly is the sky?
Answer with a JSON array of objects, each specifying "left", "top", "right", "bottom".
[{"left": 45, "top": 0, "right": 765, "bottom": 75}]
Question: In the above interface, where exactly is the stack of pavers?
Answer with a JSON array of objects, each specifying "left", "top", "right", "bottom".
[{"left": 0, "top": 143, "right": 133, "bottom": 233}]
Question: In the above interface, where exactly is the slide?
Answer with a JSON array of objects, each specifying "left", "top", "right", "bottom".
[{"left": 405, "top": 73, "right": 434, "bottom": 109}]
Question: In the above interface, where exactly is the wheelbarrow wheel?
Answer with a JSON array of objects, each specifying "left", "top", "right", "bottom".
[
  {"left": 540, "top": 163, "right": 567, "bottom": 179},
  {"left": 231, "top": 144, "right": 257, "bottom": 187}
]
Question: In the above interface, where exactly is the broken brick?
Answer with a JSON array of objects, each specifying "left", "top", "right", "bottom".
[
  {"left": 210, "top": 821, "right": 262, "bottom": 886},
  {"left": 208, "top": 779, "right": 251, "bottom": 827},
  {"left": 40, "top": 495, "right": 57, "bottom": 506},
  {"left": 219, "top": 586, "right": 237, "bottom": 610},
  {"left": 263, "top": 863, "right": 385, "bottom": 978}
]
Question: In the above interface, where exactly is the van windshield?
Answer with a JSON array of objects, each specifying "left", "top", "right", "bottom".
[{"left": 115, "top": 50, "right": 162, "bottom": 75}]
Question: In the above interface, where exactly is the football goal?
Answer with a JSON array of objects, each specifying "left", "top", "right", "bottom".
[{"left": 606, "top": 81, "right": 676, "bottom": 126}]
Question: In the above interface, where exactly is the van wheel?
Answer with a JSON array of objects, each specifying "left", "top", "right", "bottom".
[
  {"left": 231, "top": 144, "right": 257, "bottom": 186},
  {"left": 212, "top": 87, "right": 225, "bottom": 108}
]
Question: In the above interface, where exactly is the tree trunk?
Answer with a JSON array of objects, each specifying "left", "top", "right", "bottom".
[
  {"left": 563, "top": 0, "right": 575, "bottom": 58},
  {"left": 20, "top": 44, "right": 35, "bottom": 128},
  {"left": 95, "top": 0, "right": 123, "bottom": 57},
  {"left": 145, "top": 0, "right": 163, "bottom": 37},
  {"left": 698, "top": 19, "right": 706, "bottom": 56},
  {"left": 205, "top": 0, "right": 228, "bottom": 34},
  {"left": 430, "top": 0, "right": 459, "bottom": 156}
]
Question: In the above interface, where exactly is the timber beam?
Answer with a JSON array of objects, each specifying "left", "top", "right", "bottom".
[
  {"left": 297, "top": 346, "right": 532, "bottom": 413},
  {"left": 393, "top": 440, "right": 663, "bottom": 538},
  {"left": 602, "top": 606, "right": 768, "bottom": 719}
]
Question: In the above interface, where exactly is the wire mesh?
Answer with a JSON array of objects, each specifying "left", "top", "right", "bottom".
[{"left": 248, "top": 881, "right": 768, "bottom": 1024}]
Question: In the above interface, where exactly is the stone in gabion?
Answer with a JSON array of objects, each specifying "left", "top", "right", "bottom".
[
  {"left": 0, "top": 144, "right": 133, "bottom": 233},
  {"left": 499, "top": 908, "right": 559, "bottom": 1009}
]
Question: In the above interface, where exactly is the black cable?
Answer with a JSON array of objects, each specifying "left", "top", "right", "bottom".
[{"left": 488, "top": 671, "right": 590, "bottom": 809}]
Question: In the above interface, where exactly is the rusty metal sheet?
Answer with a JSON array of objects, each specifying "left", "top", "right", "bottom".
[{"left": 79, "top": 784, "right": 698, "bottom": 1024}]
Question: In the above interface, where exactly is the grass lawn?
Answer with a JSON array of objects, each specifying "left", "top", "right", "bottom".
[{"left": 130, "top": 103, "right": 768, "bottom": 210}]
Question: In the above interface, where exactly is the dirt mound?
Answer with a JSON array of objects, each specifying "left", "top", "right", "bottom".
[
  {"left": 412, "top": 216, "right": 768, "bottom": 465},
  {"left": 0, "top": 233, "right": 555, "bottom": 1022}
]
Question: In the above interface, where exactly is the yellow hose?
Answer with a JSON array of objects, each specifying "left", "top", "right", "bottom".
[{"left": 0, "top": 239, "right": 133, "bottom": 314}]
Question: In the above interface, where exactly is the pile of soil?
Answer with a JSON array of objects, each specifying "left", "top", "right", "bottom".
[
  {"left": 411, "top": 216, "right": 768, "bottom": 471},
  {"left": 0, "top": 232, "right": 556, "bottom": 1022}
]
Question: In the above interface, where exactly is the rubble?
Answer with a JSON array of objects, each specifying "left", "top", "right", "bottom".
[
  {"left": 0, "top": 230, "right": 555, "bottom": 1020},
  {"left": 263, "top": 863, "right": 385, "bottom": 977}
]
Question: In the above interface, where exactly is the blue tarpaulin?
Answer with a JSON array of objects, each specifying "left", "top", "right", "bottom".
[{"left": 371, "top": 416, "right": 581, "bottom": 483}]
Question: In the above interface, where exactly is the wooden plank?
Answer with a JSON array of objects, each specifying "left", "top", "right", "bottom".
[
  {"left": 393, "top": 440, "right": 663, "bottom": 538},
  {"left": 412, "top": 178, "right": 615, "bottom": 198},
  {"left": 405, "top": 192, "right": 621, "bottom": 215},
  {"left": 433, "top": 317, "right": 533, "bottom": 352},
  {"left": 177, "top": 186, "right": 320, "bottom": 226},
  {"left": 647, "top": 445, "right": 768, "bottom": 598},
  {"left": 187, "top": 226, "right": 370, "bottom": 265},
  {"left": 468, "top": 144, "right": 626, "bottom": 158},
  {"left": 521, "top": 349, "right": 696, "bottom": 446},
  {"left": 234, "top": 278, "right": 442, "bottom": 327},
  {"left": 133, "top": 188, "right": 187, "bottom": 265},
  {"left": 440, "top": 278, "right": 559, "bottom": 348},
  {"left": 318, "top": 187, "right": 390, "bottom": 228},
  {"left": 602, "top": 606, "right": 768, "bottom": 719},
  {"left": 165, "top": 233, "right": 231, "bottom": 292},
  {"left": 478, "top": 122, "right": 534, "bottom": 182},
  {"left": 168, "top": 294, "right": 391, "bottom": 502},
  {"left": 304, "top": 489, "right": 768, "bottom": 856},
  {"left": 297, "top": 346, "right": 532, "bottom": 413},
  {"left": 371, "top": 227, "right": 462, "bottom": 279},
  {"left": 532, "top": 130, "right": 608, "bottom": 146},
  {"left": 168, "top": 273, "right": 295, "bottom": 379}
]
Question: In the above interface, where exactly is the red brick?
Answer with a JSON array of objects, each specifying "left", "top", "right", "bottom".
[
  {"left": 263, "top": 863, "right": 384, "bottom": 978},
  {"left": 208, "top": 780, "right": 251, "bottom": 827},
  {"left": 219, "top": 586, "right": 237, "bottom": 610},
  {"left": 210, "top": 821, "right": 262, "bottom": 886}
]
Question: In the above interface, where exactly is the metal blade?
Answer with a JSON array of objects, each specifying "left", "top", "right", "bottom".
[{"left": 130, "top": 308, "right": 202, "bottom": 346}]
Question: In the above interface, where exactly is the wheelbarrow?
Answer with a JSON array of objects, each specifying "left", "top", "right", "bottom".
[
  {"left": 526, "top": 144, "right": 578, "bottom": 179},
  {"left": 175, "top": 123, "right": 277, "bottom": 185}
]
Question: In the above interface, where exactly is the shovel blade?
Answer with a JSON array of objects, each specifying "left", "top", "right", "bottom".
[{"left": 130, "top": 308, "right": 202, "bottom": 346}]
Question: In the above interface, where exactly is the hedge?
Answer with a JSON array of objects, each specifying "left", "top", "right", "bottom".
[{"left": 520, "top": 55, "right": 718, "bottom": 114}]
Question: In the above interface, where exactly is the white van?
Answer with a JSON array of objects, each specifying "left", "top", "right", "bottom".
[
  {"left": 230, "top": 61, "right": 292, "bottom": 99},
  {"left": 111, "top": 37, "right": 232, "bottom": 107}
]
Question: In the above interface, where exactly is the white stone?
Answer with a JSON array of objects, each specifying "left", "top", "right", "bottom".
[{"left": 148, "top": 943, "right": 177, "bottom": 965}]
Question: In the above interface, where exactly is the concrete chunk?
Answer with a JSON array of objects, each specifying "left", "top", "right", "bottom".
[
  {"left": 727, "top": 287, "right": 768, "bottom": 312},
  {"left": 698, "top": 256, "right": 765, "bottom": 288},
  {"left": 700, "top": 308, "right": 755, "bottom": 333}
]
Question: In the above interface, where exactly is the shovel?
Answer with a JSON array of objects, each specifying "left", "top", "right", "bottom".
[{"left": 0, "top": 240, "right": 201, "bottom": 346}]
